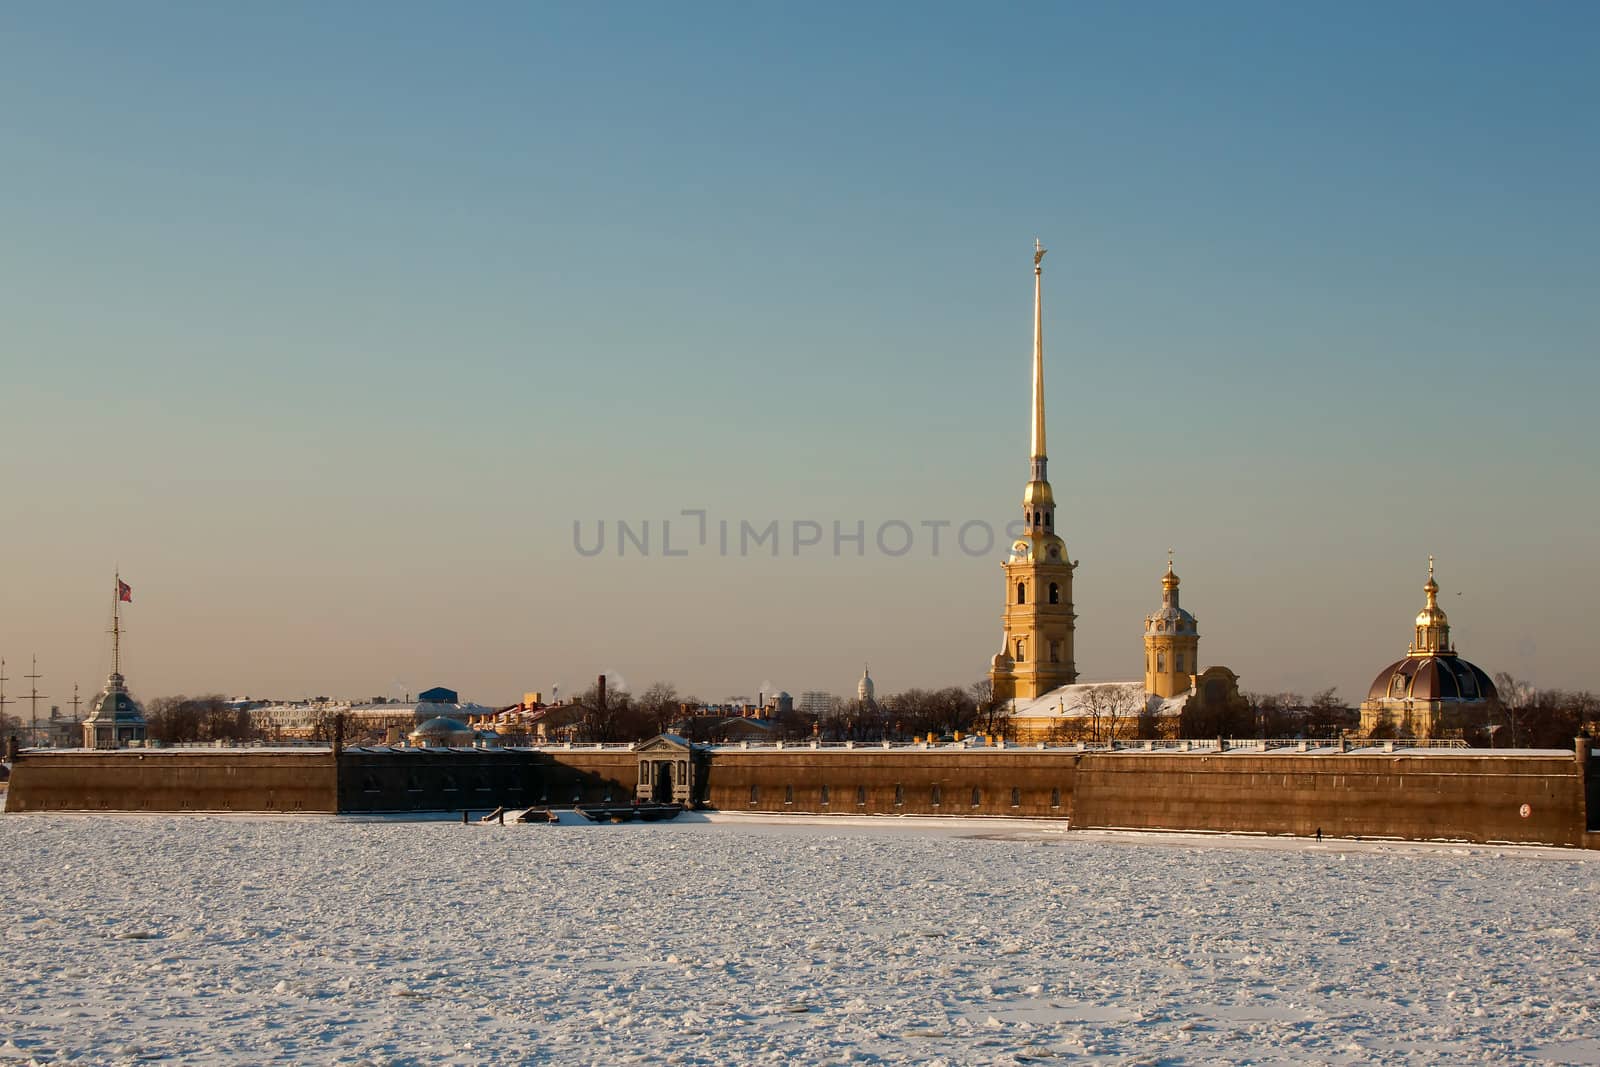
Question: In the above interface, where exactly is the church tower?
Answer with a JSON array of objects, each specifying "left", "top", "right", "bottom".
[
  {"left": 1144, "top": 554, "right": 1199, "bottom": 698},
  {"left": 990, "top": 240, "right": 1078, "bottom": 702}
]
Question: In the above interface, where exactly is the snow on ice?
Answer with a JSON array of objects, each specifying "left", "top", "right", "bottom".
[{"left": 1, "top": 812, "right": 1597, "bottom": 1064}]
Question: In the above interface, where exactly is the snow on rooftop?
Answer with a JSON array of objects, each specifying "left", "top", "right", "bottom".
[
  {"left": 1, "top": 814, "right": 1596, "bottom": 1064},
  {"left": 1009, "top": 681, "right": 1188, "bottom": 721}
]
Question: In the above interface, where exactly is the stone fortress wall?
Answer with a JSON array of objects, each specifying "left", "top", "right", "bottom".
[{"left": 7, "top": 741, "right": 1597, "bottom": 849}]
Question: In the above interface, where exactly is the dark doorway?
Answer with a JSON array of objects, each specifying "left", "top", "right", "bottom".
[{"left": 652, "top": 760, "right": 673, "bottom": 803}]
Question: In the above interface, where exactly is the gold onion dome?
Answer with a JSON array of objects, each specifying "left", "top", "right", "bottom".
[
  {"left": 1415, "top": 558, "right": 1449, "bottom": 632},
  {"left": 1023, "top": 480, "right": 1054, "bottom": 507},
  {"left": 1146, "top": 552, "right": 1196, "bottom": 634}
]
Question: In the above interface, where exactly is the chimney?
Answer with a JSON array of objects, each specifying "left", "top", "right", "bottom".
[{"left": 598, "top": 675, "right": 607, "bottom": 712}]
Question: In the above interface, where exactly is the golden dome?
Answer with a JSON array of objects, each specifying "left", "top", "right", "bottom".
[
  {"left": 1410, "top": 555, "right": 1451, "bottom": 654},
  {"left": 1415, "top": 604, "right": 1449, "bottom": 629},
  {"left": 1022, "top": 479, "right": 1054, "bottom": 507},
  {"left": 1161, "top": 551, "right": 1179, "bottom": 592}
]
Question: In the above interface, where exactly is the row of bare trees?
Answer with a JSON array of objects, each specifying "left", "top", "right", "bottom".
[
  {"left": 1469, "top": 673, "right": 1597, "bottom": 750},
  {"left": 145, "top": 695, "right": 257, "bottom": 745}
]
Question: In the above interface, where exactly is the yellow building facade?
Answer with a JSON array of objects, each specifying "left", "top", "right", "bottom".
[{"left": 1144, "top": 556, "right": 1199, "bottom": 698}]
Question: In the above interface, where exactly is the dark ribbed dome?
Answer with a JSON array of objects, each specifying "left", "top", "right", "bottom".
[{"left": 1366, "top": 655, "right": 1497, "bottom": 704}]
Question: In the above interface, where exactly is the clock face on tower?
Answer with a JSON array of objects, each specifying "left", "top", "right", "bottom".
[{"left": 1010, "top": 540, "right": 1032, "bottom": 562}]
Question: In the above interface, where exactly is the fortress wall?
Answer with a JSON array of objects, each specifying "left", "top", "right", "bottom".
[
  {"left": 6, "top": 746, "right": 1592, "bottom": 848},
  {"left": 531, "top": 751, "right": 639, "bottom": 806},
  {"left": 1070, "top": 752, "right": 1589, "bottom": 847},
  {"left": 4, "top": 751, "right": 337, "bottom": 813},
  {"left": 337, "top": 750, "right": 540, "bottom": 813},
  {"left": 702, "top": 749, "right": 1079, "bottom": 818}
]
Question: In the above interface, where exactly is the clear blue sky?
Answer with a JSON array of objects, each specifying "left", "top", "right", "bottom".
[{"left": 3, "top": 2, "right": 1596, "bottom": 707}]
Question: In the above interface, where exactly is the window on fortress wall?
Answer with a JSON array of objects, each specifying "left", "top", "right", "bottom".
[
  {"left": 931, "top": 785, "right": 942, "bottom": 807},
  {"left": 856, "top": 785, "right": 866, "bottom": 806},
  {"left": 1049, "top": 582, "right": 1059, "bottom": 604},
  {"left": 1017, "top": 582, "right": 1026, "bottom": 604},
  {"left": 1050, "top": 787, "right": 1061, "bottom": 808},
  {"left": 1049, "top": 640, "right": 1060, "bottom": 663},
  {"left": 1010, "top": 787, "right": 1021, "bottom": 807},
  {"left": 785, "top": 784, "right": 793, "bottom": 805},
  {"left": 406, "top": 773, "right": 422, "bottom": 793},
  {"left": 750, "top": 784, "right": 760, "bottom": 804},
  {"left": 363, "top": 774, "right": 380, "bottom": 793},
  {"left": 820, "top": 784, "right": 829, "bottom": 805},
  {"left": 1015, "top": 638, "right": 1025, "bottom": 662},
  {"left": 442, "top": 775, "right": 458, "bottom": 792},
  {"left": 971, "top": 787, "right": 981, "bottom": 808},
  {"left": 895, "top": 784, "right": 904, "bottom": 806}
]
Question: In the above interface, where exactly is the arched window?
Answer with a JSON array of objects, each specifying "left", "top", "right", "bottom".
[
  {"left": 1048, "top": 582, "right": 1059, "bottom": 605},
  {"left": 1176, "top": 653, "right": 1185, "bottom": 673},
  {"left": 1157, "top": 652, "right": 1165, "bottom": 672},
  {"left": 1016, "top": 582, "right": 1026, "bottom": 604},
  {"left": 1015, "top": 638, "right": 1025, "bottom": 662}
]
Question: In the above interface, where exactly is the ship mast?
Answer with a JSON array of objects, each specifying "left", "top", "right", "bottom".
[{"left": 25, "top": 655, "right": 45, "bottom": 745}]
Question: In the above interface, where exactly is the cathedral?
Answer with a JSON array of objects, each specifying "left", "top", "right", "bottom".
[{"left": 987, "top": 242, "right": 1242, "bottom": 743}]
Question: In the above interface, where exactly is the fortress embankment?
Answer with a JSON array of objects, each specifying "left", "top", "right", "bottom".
[{"left": 7, "top": 738, "right": 1598, "bottom": 849}]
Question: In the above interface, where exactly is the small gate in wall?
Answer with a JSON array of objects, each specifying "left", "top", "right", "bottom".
[{"left": 635, "top": 734, "right": 698, "bottom": 806}]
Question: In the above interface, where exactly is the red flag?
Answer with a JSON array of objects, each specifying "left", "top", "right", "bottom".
[{"left": 117, "top": 580, "right": 132, "bottom": 603}]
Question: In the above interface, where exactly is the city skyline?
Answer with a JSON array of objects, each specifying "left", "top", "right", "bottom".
[{"left": 3, "top": 3, "right": 1597, "bottom": 706}]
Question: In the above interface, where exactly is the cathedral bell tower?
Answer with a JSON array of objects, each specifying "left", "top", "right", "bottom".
[
  {"left": 1144, "top": 553, "right": 1199, "bottom": 698},
  {"left": 990, "top": 240, "right": 1078, "bottom": 702}
]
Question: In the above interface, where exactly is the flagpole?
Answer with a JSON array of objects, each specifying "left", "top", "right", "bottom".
[{"left": 112, "top": 571, "right": 121, "bottom": 678}]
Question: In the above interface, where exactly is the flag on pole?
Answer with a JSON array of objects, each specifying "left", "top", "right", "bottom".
[{"left": 118, "top": 580, "right": 132, "bottom": 603}]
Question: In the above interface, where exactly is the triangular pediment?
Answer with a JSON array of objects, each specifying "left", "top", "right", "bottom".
[{"left": 635, "top": 733, "right": 694, "bottom": 753}]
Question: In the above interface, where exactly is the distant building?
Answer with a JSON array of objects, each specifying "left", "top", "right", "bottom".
[
  {"left": 857, "top": 667, "right": 875, "bottom": 706},
  {"left": 83, "top": 580, "right": 145, "bottom": 749},
  {"left": 1359, "top": 559, "right": 1498, "bottom": 739},
  {"left": 797, "top": 691, "right": 833, "bottom": 719},
  {"left": 82, "top": 672, "right": 146, "bottom": 749}
]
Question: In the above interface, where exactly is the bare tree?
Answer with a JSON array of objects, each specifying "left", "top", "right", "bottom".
[
  {"left": 1492, "top": 671, "right": 1531, "bottom": 748},
  {"left": 636, "top": 682, "right": 680, "bottom": 738}
]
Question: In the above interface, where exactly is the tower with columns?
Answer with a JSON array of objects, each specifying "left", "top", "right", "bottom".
[{"left": 1143, "top": 554, "right": 1200, "bottom": 699}]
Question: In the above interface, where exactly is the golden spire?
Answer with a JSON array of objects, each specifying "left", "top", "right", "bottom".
[
  {"left": 1031, "top": 238, "right": 1047, "bottom": 462},
  {"left": 1162, "top": 550, "right": 1179, "bottom": 591}
]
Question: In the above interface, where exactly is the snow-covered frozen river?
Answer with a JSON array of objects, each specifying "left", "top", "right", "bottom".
[{"left": 1, "top": 813, "right": 1596, "bottom": 1065}]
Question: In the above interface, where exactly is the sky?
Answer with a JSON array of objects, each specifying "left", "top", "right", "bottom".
[{"left": 2, "top": 2, "right": 1596, "bottom": 710}]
